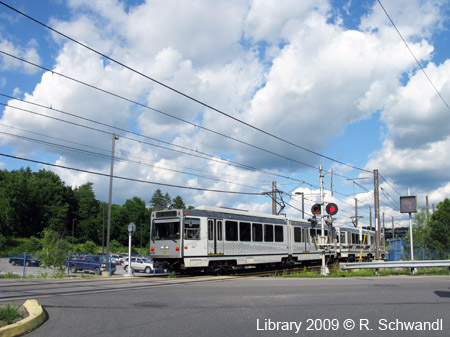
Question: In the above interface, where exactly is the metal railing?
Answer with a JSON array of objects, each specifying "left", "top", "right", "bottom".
[{"left": 340, "top": 260, "right": 450, "bottom": 274}]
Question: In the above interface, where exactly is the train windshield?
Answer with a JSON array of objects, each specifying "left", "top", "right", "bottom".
[{"left": 151, "top": 219, "right": 180, "bottom": 241}]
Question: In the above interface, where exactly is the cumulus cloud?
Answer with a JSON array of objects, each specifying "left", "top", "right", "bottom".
[
  {"left": 0, "top": 37, "right": 41, "bottom": 74},
  {"left": 0, "top": 0, "right": 449, "bottom": 216}
]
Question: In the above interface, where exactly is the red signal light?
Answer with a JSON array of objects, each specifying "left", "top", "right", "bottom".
[
  {"left": 326, "top": 203, "right": 338, "bottom": 216},
  {"left": 311, "top": 204, "right": 321, "bottom": 215}
]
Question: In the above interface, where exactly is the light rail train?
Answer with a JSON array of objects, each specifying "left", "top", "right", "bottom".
[{"left": 150, "top": 206, "right": 382, "bottom": 273}]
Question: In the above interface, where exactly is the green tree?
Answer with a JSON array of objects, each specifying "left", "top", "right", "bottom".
[
  {"left": 73, "top": 182, "right": 101, "bottom": 244},
  {"left": 0, "top": 168, "right": 34, "bottom": 237},
  {"left": 0, "top": 233, "right": 6, "bottom": 255},
  {"left": 427, "top": 199, "right": 450, "bottom": 256},
  {"left": 122, "top": 197, "right": 149, "bottom": 251},
  {"left": 408, "top": 206, "right": 431, "bottom": 248},
  {"left": 150, "top": 189, "right": 171, "bottom": 211},
  {"left": 172, "top": 196, "right": 186, "bottom": 209},
  {"left": 30, "top": 169, "right": 75, "bottom": 234},
  {"left": 40, "top": 228, "right": 70, "bottom": 275}
]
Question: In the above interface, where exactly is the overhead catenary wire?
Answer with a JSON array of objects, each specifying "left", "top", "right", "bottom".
[
  {"left": 0, "top": 129, "right": 267, "bottom": 191},
  {"left": 0, "top": 52, "right": 319, "bottom": 176},
  {"left": 0, "top": 99, "right": 300, "bottom": 183},
  {"left": 0, "top": 2, "right": 373, "bottom": 174},
  {"left": 0, "top": 122, "right": 268, "bottom": 185},
  {"left": 377, "top": 0, "right": 450, "bottom": 112},
  {"left": 0, "top": 152, "right": 263, "bottom": 196},
  {"left": 0, "top": 2, "right": 411, "bottom": 218}
]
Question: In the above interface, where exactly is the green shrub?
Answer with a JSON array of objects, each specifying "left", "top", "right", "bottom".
[
  {"left": 0, "top": 304, "right": 20, "bottom": 325},
  {"left": 82, "top": 241, "right": 97, "bottom": 254}
]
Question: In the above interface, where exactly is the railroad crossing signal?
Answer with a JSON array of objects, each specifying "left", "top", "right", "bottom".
[
  {"left": 311, "top": 204, "right": 321, "bottom": 215},
  {"left": 311, "top": 203, "right": 339, "bottom": 216},
  {"left": 326, "top": 203, "right": 338, "bottom": 216}
]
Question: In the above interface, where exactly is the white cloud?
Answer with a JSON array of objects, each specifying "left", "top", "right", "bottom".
[
  {"left": 0, "top": 37, "right": 41, "bottom": 74},
  {"left": 1, "top": 0, "right": 450, "bottom": 212}
]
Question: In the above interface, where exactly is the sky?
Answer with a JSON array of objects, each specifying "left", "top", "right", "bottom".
[{"left": 1, "top": 0, "right": 450, "bottom": 229}]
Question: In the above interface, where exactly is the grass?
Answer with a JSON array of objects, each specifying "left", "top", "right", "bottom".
[
  {"left": 168, "top": 271, "right": 177, "bottom": 278},
  {"left": 0, "top": 272, "right": 21, "bottom": 279},
  {"left": 0, "top": 304, "right": 21, "bottom": 326},
  {"left": 274, "top": 267, "right": 450, "bottom": 278}
]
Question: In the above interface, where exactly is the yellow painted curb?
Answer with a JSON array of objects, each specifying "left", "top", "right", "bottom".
[{"left": 0, "top": 299, "right": 46, "bottom": 337}]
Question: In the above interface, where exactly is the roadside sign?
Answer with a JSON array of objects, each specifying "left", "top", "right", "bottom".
[{"left": 128, "top": 222, "right": 136, "bottom": 234}]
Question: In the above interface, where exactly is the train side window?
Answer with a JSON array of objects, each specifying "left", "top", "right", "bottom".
[
  {"left": 275, "top": 225, "right": 283, "bottom": 242},
  {"left": 252, "top": 223, "right": 263, "bottom": 242},
  {"left": 264, "top": 224, "right": 274, "bottom": 242},
  {"left": 208, "top": 220, "right": 213, "bottom": 241},
  {"left": 225, "top": 221, "right": 238, "bottom": 241},
  {"left": 217, "top": 221, "right": 223, "bottom": 241},
  {"left": 310, "top": 228, "right": 316, "bottom": 237},
  {"left": 240, "top": 222, "right": 251, "bottom": 241},
  {"left": 184, "top": 218, "right": 200, "bottom": 240},
  {"left": 294, "top": 227, "right": 302, "bottom": 242}
]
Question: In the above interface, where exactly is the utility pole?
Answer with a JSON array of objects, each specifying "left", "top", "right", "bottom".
[
  {"left": 106, "top": 134, "right": 119, "bottom": 276},
  {"left": 425, "top": 196, "right": 429, "bottom": 221},
  {"left": 392, "top": 216, "right": 395, "bottom": 240},
  {"left": 374, "top": 169, "right": 381, "bottom": 260},
  {"left": 272, "top": 181, "right": 277, "bottom": 215}
]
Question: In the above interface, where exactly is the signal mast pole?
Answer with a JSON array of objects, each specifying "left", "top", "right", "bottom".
[{"left": 319, "top": 165, "right": 329, "bottom": 275}]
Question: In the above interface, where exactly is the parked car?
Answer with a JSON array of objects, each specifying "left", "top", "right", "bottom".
[
  {"left": 110, "top": 254, "right": 120, "bottom": 264},
  {"left": 123, "top": 257, "right": 154, "bottom": 274},
  {"left": 9, "top": 255, "right": 41, "bottom": 267},
  {"left": 68, "top": 254, "right": 116, "bottom": 275}
]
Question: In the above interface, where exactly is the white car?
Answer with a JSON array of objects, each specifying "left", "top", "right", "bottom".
[{"left": 123, "top": 257, "right": 154, "bottom": 274}]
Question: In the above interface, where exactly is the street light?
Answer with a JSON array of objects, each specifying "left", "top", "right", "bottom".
[
  {"left": 294, "top": 192, "right": 305, "bottom": 219},
  {"left": 72, "top": 218, "right": 77, "bottom": 253},
  {"left": 106, "top": 134, "right": 119, "bottom": 276}
]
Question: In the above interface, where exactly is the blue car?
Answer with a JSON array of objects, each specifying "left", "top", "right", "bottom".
[{"left": 9, "top": 255, "right": 41, "bottom": 267}]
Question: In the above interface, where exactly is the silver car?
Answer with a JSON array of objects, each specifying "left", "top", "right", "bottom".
[{"left": 123, "top": 257, "right": 154, "bottom": 274}]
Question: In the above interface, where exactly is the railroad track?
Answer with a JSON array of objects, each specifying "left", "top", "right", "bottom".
[{"left": 170, "top": 262, "right": 340, "bottom": 278}]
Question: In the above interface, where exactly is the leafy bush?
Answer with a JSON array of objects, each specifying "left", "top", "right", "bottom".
[
  {"left": 40, "top": 229, "right": 70, "bottom": 273},
  {"left": 82, "top": 241, "right": 97, "bottom": 254}
]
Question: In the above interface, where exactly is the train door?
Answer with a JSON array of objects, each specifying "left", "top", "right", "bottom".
[{"left": 207, "top": 219, "right": 224, "bottom": 255}]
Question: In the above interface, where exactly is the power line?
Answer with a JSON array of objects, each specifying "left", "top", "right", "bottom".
[
  {"left": 0, "top": 152, "right": 263, "bottom": 196},
  {"left": 0, "top": 99, "right": 299, "bottom": 183},
  {"left": 0, "top": 129, "right": 266, "bottom": 191},
  {"left": 377, "top": 0, "right": 450, "bottom": 111},
  {"left": 379, "top": 172, "right": 403, "bottom": 196},
  {"left": 0, "top": 1, "right": 373, "bottom": 173},
  {"left": 0, "top": 52, "right": 319, "bottom": 175}
]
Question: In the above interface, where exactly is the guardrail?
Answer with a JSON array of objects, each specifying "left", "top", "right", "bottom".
[{"left": 340, "top": 260, "right": 450, "bottom": 274}]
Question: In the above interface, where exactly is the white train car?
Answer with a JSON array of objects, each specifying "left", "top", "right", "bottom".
[
  {"left": 334, "top": 226, "right": 380, "bottom": 261},
  {"left": 150, "top": 206, "right": 323, "bottom": 272}
]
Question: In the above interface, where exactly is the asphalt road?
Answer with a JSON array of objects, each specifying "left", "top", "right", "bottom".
[{"left": 1, "top": 274, "right": 449, "bottom": 337}]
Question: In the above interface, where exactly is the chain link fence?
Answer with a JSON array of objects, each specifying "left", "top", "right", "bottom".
[{"left": 388, "top": 239, "right": 450, "bottom": 261}]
